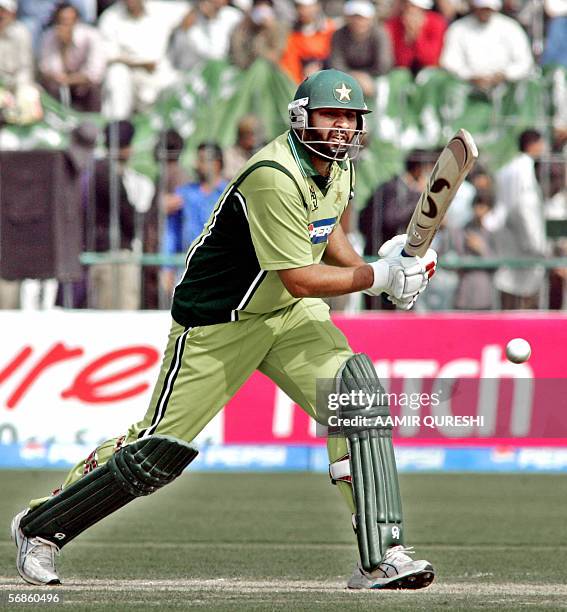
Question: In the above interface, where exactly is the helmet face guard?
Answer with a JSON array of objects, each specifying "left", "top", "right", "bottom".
[
  {"left": 288, "top": 97, "right": 367, "bottom": 162},
  {"left": 287, "top": 70, "right": 371, "bottom": 162}
]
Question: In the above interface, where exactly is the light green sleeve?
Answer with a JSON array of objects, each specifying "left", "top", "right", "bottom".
[{"left": 240, "top": 167, "right": 313, "bottom": 270}]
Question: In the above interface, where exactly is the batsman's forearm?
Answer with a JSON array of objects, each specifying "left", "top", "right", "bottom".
[
  {"left": 323, "top": 225, "right": 366, "bottom": 268},
  {"left": 278, "top": 263, "right": 374, "bottom": 298}
]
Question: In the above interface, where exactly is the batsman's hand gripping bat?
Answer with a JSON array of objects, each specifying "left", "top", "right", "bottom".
[{"left": 403, "top": 129, "right": 478, "bottom": 257}]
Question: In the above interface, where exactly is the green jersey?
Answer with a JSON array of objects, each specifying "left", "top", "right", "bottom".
[{"left": 171, "top": 131, "right": 355, "bottom": 327}]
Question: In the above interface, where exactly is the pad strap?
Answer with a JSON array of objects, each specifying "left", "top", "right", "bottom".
[{"left": 329, "top": 455, "right": 351, "bottom": 484}]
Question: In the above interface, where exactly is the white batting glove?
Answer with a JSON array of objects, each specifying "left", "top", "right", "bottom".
[
  {"left": 365, "top": 234, "right": 437, "bottom": 309},
  {"left": 385, "top": 239, "right": 437, "bottom": 310}
]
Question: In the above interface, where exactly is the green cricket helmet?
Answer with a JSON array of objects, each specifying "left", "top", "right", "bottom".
[{"left": 288, "top": 69, "right": 371, "bottom": 162}]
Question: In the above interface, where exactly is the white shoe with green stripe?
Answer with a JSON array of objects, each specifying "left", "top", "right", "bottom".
[
  {"left": 11, "top": 509, "right": 61, "bottom": 586},
  {"left": 347, "top": 545, "right": 435, "bottom": 590}
]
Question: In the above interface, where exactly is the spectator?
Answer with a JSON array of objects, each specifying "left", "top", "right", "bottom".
[
  {"left": 86, "top": 120, "right": 140, "bottom": 309},
  {"left": 452, "top": 191, "right": 497, "bottom": 309},
  {"left": 143, "top": 129, "right": 190, "bottom": 308},
  {"left": 494, "top": 129, "right": 547, "bottom": 309},
  {"left": 38, "top": 3, "right": 106, "bottom": 112},
  {"left": 0, "top": 0, "right": 32, "bottom": 88},
  {"left": 543, "top": 152, "right": 567, "bottom": 220},
  {"left": 549, "top": 66, "right": 567, "bottom": 150},
  {"left": 17, "top": 0, "right": 96, "bottom": 48},
  {"left": 542, "top": 153, "right": 567, "bottom": 309},
  {"left": 541, "top": 0, "right": 567, "bottom": 70},
  {"left": 279, "top": 0, "right": 336, "bottom": 83},
  {"left": 445, "top": 162, "right": 495, "bottom": 229},
  {"left": 0, "top": 0, "right": 35, "bottom": 123},
  {"left": 98, "top": 0, "right": 183, "bottom": 119},
  {"left": 168, "top": 0, "right": 242, "bottom": 72},
  {"left": 385, "top": 0, "right": 447, "bottom": 74},
  {"left": 154, "top": 129, "right": 191, "bottom": 217},
  {"left": 162, "top": 142, "right": 228, "bottom": 293},
  {"left": 0, "top": 0, "right": 43, "bottom": 125},
  {"left": 54, "top": 121, "right": 99, "bottom": 309},
  {"left": 328, "top": 0, "right": 393, "bottom": 97},
  {"left": 229, "top": 0, "right": 288, "bottom": 69},
  {"left": 422, "top": 165, "right": 498, "bottom": 310},
  {"left": 358, "top": 148, "right": 433, "bottom": 308},
  {"left": 440, "top": 0, "right": 534, "bottom": 91},
  {"left": 359, "top": 148, "right": 433, "bottom": 251},
  {"left": 223, "top": 114, "right": 263, "bottom": 179}
]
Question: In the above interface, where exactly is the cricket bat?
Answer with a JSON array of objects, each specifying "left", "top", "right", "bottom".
[{"left": 403, "top": 129, "right": 478, "bottom": 257}]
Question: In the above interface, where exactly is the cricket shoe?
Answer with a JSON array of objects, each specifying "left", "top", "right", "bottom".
[
  {"left": 11, "top": 509, "right": 61, "bottom": 586},
  {"left": 347, "top": 545, "right": 434, "bottom": 590}
]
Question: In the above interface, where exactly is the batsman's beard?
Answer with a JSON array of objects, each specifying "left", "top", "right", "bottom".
[{"left": 295, "top": 126, "right": 364, "bottom": 162}]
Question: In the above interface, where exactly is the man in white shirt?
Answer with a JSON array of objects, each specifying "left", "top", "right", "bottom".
[
  {"left": 168, "top": 0, "right": 243, "bottom": 71},
  {"left": 38, "top": 3, "right": 107, "bottom": 112},
  {"left": 0, "top": 0, "right": 33, "bottom": 89},
  {"left": 494, "top": 129, "right": 547, "bottom": 309},
  {"left": 99, "top": 0, "right": 188, "bottom": 119},
  {"left": 440, "top": 0, "right": 534, "bottom": 91},
  {"left": 0, "top": 0, "right": 43, "bottom": 124}
]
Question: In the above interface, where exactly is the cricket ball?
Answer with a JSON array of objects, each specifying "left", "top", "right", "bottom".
[{"left": 505, "top": 338, "right": 531, "bottom": 364}]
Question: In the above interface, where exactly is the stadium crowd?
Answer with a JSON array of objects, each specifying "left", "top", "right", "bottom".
[{"left": 0, "top": 0, "right": 565, "bottom": 311}]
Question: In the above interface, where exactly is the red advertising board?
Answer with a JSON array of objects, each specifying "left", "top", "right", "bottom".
[
  {"left": 1, "top": 311, "right": 566, "bottom": 450},
  {"left": 223, "top": 312, "right": 567, "bottom": 445}
]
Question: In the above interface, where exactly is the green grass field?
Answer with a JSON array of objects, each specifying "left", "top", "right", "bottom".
[{"left": 1, "top": 470, "right": 567, "bottom": 611}]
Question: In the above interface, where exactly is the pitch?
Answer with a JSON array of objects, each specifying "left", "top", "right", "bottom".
[{"left": 1, "top": 470, "right": 566, "bottom": 611}]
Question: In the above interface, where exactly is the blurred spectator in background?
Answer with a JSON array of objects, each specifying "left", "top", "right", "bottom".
[
  {"left": 542, "top": 152, "right": 567, "bottom": 309},
  {"left": 543, "top": 151, "right": 567, "bottom": 221},
  {"left": 440, "top": 0, "right": 534, "bottom": 92},
  {"left": 162, "top": 142, "right": 227, "bottom": 294},
  {"left": 229, "top": 0, "right": 288, "bottom": 69},
  {"left": 494, "top": 129, "right": 547, "bottom": 309},
  {"left": 426, "top": 166, "right": 498, "bottom": 310},
  {"left": 17, "top": 0, "right": 95, "bottom": 48},
  {"left": 550, "top": 67, "right": 567, "bottom": 150},
  {"left": 359, "top": 148, "right": 433, "bottom": 251},
  {"left": 99, "top": 0, "right": 183, "bottom": 119},
  {"left": 154, "top": 129, "right": 190, "bottom": 218},
  {"left": 168, "top": 0, "right": 242, "bottom": 72},
  {"left": 223, "top": 114, "right": 263, "bottom": 178},
  {"left": 142, "top": 129, "right": 190, "bottom": 308},
  {"left": 87, "top": 120, "right": 140, "bottom": 309},
  {"left": 0, "top": 0, "right": 32, "bottom": 88},
  {"left": 445, "top": 162, "right": 495, "bottom": 229},
  {"left": 55, "top": 121, "right": 99, "bottom": 309},
  {"left": 0, "top": 0, "right": 42, "bottom": 125},
  {"left": 279, "top": 0, "right": 336, "bottom": 83},
  {"left": 38, "top": 2, "right": 106, "bottom": 112},
  {"left": 452, "top": 190, "right": 496, "bottom": 309},
  {"left": 541, "top": 0, "right": 567, "bottom": 69},
  {"left": 329, "top": 0, "right": 393, "bottom": 97},
  {"left": 385, "top": 0, "right": 447, "bottom": 74},
  {"left": 358, "top": 148, "right": 433, "bottom": 308}
]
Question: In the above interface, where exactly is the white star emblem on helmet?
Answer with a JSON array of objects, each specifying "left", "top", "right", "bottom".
[{"left": 335, "top": 83, "right": 352, "bottom": 101}]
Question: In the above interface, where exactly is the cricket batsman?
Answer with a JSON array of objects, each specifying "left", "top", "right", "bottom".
[{"left": 12, "top": 69, "right": 437, "bottom": 590}]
